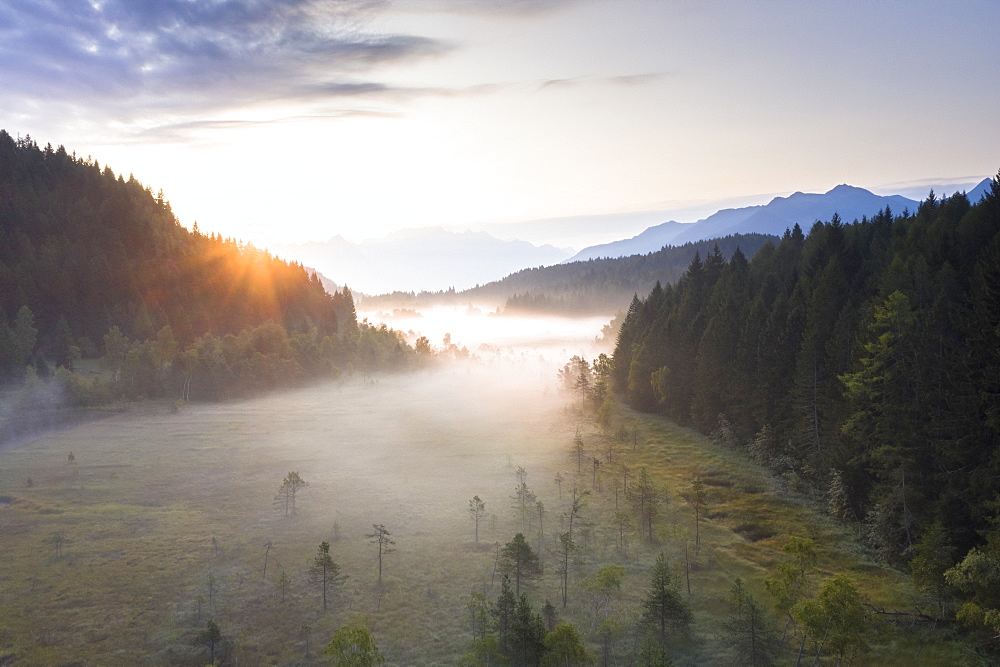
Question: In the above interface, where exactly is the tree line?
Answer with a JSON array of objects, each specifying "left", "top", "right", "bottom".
[
  {"left": 610, "top": 172, "right": 1000, "bottom": 640},
  {"left": 360, "top": 234, "right": 777, "bottom": 315},
  {"left": 0, "top": 131, "right": 419, "bottom": 418}
]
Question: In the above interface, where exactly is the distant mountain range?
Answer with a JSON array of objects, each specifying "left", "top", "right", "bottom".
[
  {"left": 273, "top": 178, "right": 992, "bottom": 295},
  {"left": 567, "top": 179, "right": 992, "bottom": 262},
  {"left": 271, "top": 228, "right": 571, "bottom": 295}
]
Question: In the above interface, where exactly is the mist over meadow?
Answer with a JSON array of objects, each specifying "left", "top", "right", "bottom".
[
  {"left": 0, "top": 306, "right": 624, "bottom": 664},
  {"left": 360, "top": 306, "right": 612, "bottom": 365}
]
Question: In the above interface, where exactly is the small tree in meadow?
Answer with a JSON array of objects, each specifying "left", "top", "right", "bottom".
[
  {"left": 325, "top": 620, "right": 385, "bottom": 665},
  {"left": 500, "top": 533, "right": 542, "bottom": 597},
  {"left": 723, "top": 578, "right": 781, "bottom": 667},
  {"left": 543, "top": 623, "right": 595, "bottom": 665},
  {"left": 556, "top": 532, "right": 576, "bottom": 609},
  {"left": 469, "top": 495, "right": 486, "bottom": 546},
  {"left": 311, "top": 541, "right": 347, "bottom": 612},
  {"left": 278, "top": 471, "right": 308, "bottom": 517},
  {"left": 687, "top": 476, "right": 707, "bottom": 553},
  {"left": 46, "top": 531, "right": 67, "bottom": 559},
  {"left": 367, "top": 524, "right": 395, "bottom": 582},
  {"left": 581, "top": 564, "right": 626, "bottom": 627},
  {"left": 642, "top": 552, "right": 691, "bottom": 646},
  {"left": 196, "top": 619, "right": 223, "bottom": 664},
  {"left": 792, "top": 574, "right": 879, "bottom": 665},
  {"left": 275, "top": 568, "right": 291, "bottom": 603}
]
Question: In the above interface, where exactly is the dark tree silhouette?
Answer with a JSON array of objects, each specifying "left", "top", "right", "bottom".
[{"left": 367, "top": 524, "right": 395, "bottom": 582}]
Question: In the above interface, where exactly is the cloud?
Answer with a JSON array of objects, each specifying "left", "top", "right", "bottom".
[
  {"left": 534, "top": 71, "right": 670, "bottom": 92},
  {"left": 0, "top": 0, "right": 449, "bottom": 124},
  {"left": 122, "top": 110, "right": 400, "bottom": 145},
  {"left": 392, "top": 0, "right": 583, "bottom": 17},
  {"left": 606, "top": 72, "right": 671, "bottom": 86}
]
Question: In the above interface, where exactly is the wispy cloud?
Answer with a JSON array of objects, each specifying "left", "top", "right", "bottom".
[
  {"left": 534, "top": 71, "right": 671, "bottom": 92},
  {"left": 124, "top": 110, "right": 401, "bottom": 145},
  {"left": 392, "top": 0, "right": 583, "bottom": 17},
  {"left": 0, "top": 0, "right": 448, "bottom": 125}
]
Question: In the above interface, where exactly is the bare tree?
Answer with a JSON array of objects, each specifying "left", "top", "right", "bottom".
[
  {"left": 573, "top": 430, "right": 585, "bottom": 473},
  {"left": 688, "top": 476, "right": 707, "bottom": 554},
  {"left": 536, "top": 500, "right": 545, "bottom": 544},
  {"left": 556, "top": 532, "right": 576, "bottom": 609},
  {"left": 262, "top": 540, "right": 272, "bottom": 579},
  {"left": 207, "top": 572, "right": 217, "bottom": 609}
]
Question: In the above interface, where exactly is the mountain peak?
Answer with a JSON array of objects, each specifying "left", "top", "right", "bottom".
[{"left": 826, "top": 183, "right": 866, "bottom": 195}]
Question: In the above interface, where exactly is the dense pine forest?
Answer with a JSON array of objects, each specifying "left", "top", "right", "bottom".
[
  {"left": 612, "top": 174, "right": 1000, "bottom": 637},
  {"left": 0, "top": 131, "right": 414, "bottom": 416}
]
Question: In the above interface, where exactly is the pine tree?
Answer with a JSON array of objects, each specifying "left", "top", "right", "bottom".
[
  {"left": 500, "top": 533, "right": 542, "bottom": 597},
  {"left": 310, "top": 541, "right": 346, "bottom": 612},
  {"left": 641, "top": 553, "right": 691, "bottom": 646},
  {"left": 723, "top": 578, "right": 780, "bottom": 667},
  {"left": 277, "top": 471, "right": 308, "bottom": 517}
]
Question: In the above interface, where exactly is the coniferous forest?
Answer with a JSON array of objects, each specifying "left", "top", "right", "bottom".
[
  {"left": 612, "top": 175, "right": 1000, "bottom": 632},
  {"left": 0, "top": 131, "right": 415, "bottom": 417}
]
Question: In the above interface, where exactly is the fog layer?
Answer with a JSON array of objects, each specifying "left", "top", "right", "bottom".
[{"left": 0, "top": 314, "right": 607, "bottom": 662}]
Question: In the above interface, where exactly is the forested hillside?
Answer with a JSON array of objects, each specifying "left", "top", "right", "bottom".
[
  {"left": 612, "top": 175, "right": 1000, "bottom": 633},
  {"left": 362, "top": 233, "right": 777, "bottom": 315},
  {"left": 0, "top": 131, "right": 413, "bottom": 411}
]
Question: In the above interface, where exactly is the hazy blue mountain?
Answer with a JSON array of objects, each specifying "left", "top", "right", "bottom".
[
  {"left": 567, "top": 185, "right": 920, "bottom": 262},
  {"left": 968, "top": 177, "right": 993, "bottom": 203},
  {"left": 701, "top": 184, "right": 918, "bottom": 240},
  {"left": 272, "top": 227, "right": 571, "bottom": 295},
  {"left": 565, "top": 220, "right": 687, "bottom": 262}
]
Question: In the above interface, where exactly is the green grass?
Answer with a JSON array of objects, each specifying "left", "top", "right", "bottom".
[{"left": 0, "top": 369, "right": 984, "bottom": 665}]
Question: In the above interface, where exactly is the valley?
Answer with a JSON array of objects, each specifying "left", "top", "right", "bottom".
[{"left": 0, "top": 349, "right": 974, "bottom": 664}]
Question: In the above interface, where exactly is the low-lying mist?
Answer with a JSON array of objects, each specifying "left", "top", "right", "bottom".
[
  {"left": 224, "top": 365, "right": 573, "bottom": 538},
  {"left": 0, "top": 314, "right": 612, "bottom": 662},
  {"left": 360, "top": 304, "right": 613, "bottom": 364}
]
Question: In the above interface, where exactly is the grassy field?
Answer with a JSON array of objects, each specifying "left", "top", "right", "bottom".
[{"left": 0, "top": 363, "right": 983, "bottom": 665}]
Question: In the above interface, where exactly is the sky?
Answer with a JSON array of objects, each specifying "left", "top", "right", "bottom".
[{"left": 1, "top": 0, "right": 997, "bottom": 250}]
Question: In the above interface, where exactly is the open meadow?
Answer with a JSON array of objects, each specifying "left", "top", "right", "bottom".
[
  {"left": 0, "top": 362, "right": 578, "bottom": 664},
  {"left": 0, "top": 353, "right": 982, "bottom": 665}
]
